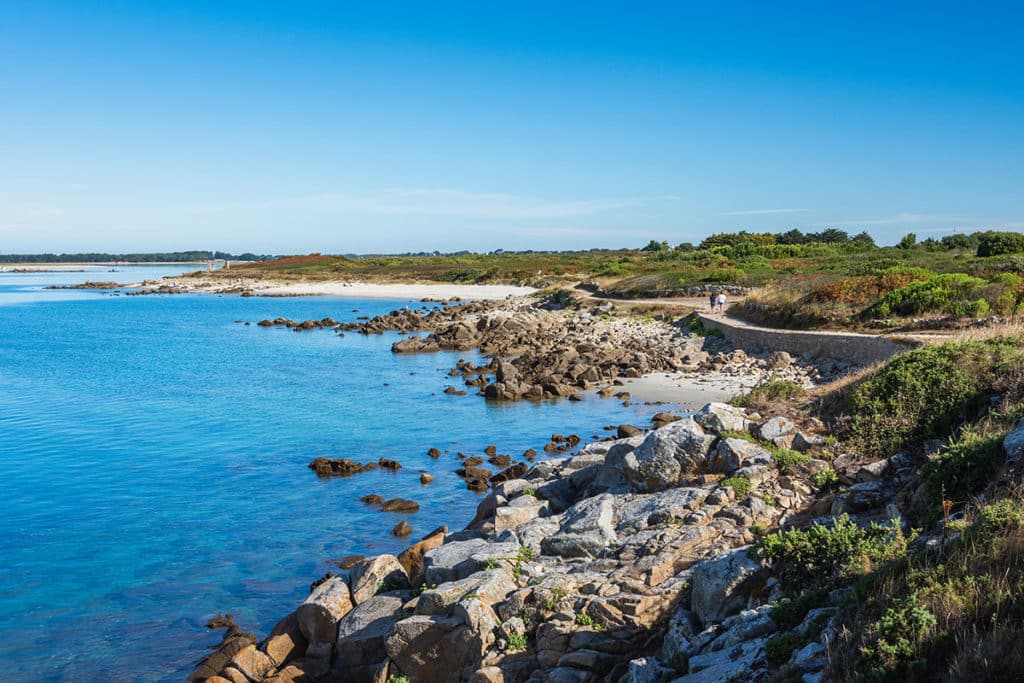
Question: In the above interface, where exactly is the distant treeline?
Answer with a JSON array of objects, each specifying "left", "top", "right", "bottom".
[{"left": 0, "top": 251, "right": 274, "bottom": 263}]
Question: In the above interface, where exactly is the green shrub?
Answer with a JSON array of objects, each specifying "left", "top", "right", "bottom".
[
  {"left": 847, "top": 338, "right": 1024, "bottom": 458},
  {"left": 868, "top": 273, "right": 991, "bottom": 318},
  {"left": 684, "top": 313, "right": 725, "bottom": 338},
  {"left": 758, "top": 515, "right": 910, "bottom": 592},
  {"left": 766, "top": 631, "right": 807, "bottom": 666},
  {"left": 506, "top": 632, "right": 528, "bottom": 651},
  {"left": 732, "top": 376, "right": 806, "bottom": 408},
  {"left": 922, "top": 430, "right": 1004, "bottom": 508},
  {"left": 770, "top": 587, "right": 829, "bottom": 629},
  {"left": 721, "top": 476, "right": 751, "bottom": 498},
  {"left": 773, "top": 449, "right": 811, "bottom": 474},
  {"left": 977, "top": 231, "right": 1024, "bottom": 257},
  {"left": 812, "top": 468, "right": 840, "bottom": 489}
]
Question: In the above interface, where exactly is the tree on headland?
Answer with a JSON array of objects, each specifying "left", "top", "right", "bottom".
[
  {"left": 641, "top": 240, "right": 670, "bottom": 252},
  {"left": 898, "top": 233, "right": 918, "bottom": 249}
]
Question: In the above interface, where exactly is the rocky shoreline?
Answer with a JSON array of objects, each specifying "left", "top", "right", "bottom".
[
  {"left": 189, "top": 401, "right": 844, "bottom": 683},
  {"left": 187, "top": 294, "right": 870, "bottom": 683},
  {"left": 253, "top": 294, "right": 848, "bottom": 402}
]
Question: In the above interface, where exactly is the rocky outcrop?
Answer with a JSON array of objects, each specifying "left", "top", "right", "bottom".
[{"left": 192, "top": 402, "right": 836, "bottom": 683}]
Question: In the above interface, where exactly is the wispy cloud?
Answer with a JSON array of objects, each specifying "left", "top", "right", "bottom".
[
  {"left": 828, "top": 212, "right": 932, "bottom": 226},
  {"left": 190, "top": 188, "right": 680, "bottom": 220},
  {"left": 720, "top": 208, "right": 808, "bottom": 216}
]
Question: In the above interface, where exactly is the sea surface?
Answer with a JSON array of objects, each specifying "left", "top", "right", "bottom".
[{"left": 0, "top": 267, "right": 665, "bottom": 682}]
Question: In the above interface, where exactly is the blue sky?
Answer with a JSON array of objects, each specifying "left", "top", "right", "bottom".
[{"left": 1, "top": 1, "right": 1022, "bottom": 253}]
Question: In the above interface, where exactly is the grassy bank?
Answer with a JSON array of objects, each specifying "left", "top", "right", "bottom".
[{"left": 754, "top": 337, "right": 1024, "bottom": 681}]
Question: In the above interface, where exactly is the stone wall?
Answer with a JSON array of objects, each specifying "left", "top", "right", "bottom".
[{"left": 696, "top": 314, "right": 921, "bottom": 366}]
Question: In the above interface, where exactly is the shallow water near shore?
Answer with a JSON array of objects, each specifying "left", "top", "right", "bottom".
[{"left": 0, "top": 268, "right": 667, "bottom": 682}]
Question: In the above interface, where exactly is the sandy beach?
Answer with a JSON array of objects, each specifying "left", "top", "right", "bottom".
[{"left": 619, "top": 370, "right": 758, "bottom": 410}]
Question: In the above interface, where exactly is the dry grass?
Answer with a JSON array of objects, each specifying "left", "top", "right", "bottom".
[
  {"left": 829, "top": 490, "right": 1024, "bottom": 682},
  {"left": 950, "top": 317, "right": 1024, "bottom": 343}
]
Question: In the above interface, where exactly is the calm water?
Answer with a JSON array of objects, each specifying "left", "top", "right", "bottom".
[{"left": 0, "top": 267, "right": 662, "bottom": 682}]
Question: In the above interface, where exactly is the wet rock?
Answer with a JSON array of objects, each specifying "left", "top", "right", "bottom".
[
  {"left": 392, "top": 520, "right": 414, "bottom": 537},
  {"left": 308, "top": 457, "right": 378, "bottom": 478},
  {"left": 188, "top": 626, "right": 257, "bottom": 682},
  {"left": 378, "top": 457, "right": 402, "bottom": 470},
  {"left": 617, "top": 424, "right": 642, "bottom": 438},
  {"left": 651, "top": 411, "right": 682, "bottom": 428},
  {"left": 360, "top": 494, "right": 385, "bottom": 505},
  {"left": 420, "top": 473, "right": 436, "bottom": 485},
  {"left": 381, "top": 498, "right": 420, "bottom": 513},
  {"left": 427, "top": 447, "right": 442, "bottom": 458}
]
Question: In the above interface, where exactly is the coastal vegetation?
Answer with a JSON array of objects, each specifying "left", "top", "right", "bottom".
[{"left": 183, "top": 228, "right": 1024, "bottom": 331}]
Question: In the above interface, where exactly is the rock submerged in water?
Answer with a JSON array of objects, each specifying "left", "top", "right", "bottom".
[
  {"left": 307, "top": 457, "right": 378, "bottom": 478},
  {"left": 359, "top": 494, "right": 385, "bottom": 505},
  {"left": 391, "top": 520, "right": 413, "bottom": 537},
  {"left": 420, "top": 472, "right": 435, "bottom": 485},
  {"left": 381, "top": 498, "right": 420, "bottom": 513},
  {"left": 378, "top": 457, "right": 402, "bottom": 471}
]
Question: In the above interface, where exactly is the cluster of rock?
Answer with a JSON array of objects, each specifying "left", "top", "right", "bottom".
[
  {"left": 190, "top": 402, "right": 841, "bottom": 683},
  {"left": 271, "top": 298, "right": 840, "bottom": 401}
]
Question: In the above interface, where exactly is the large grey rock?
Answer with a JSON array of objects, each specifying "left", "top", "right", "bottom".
[
  {"left": 515, "top": 515, "right": 562, "bottom": 553},
  {"left": 629, "top": 657, "right": 675, "bottom": 683},
  {"left": 674, "top": 636, "right": 767, "bottom": 682},
  {"left": 494, "top": 496, "right": 546, "bottom": 532},
  {"left": 689, "top": 547, "right": 764, "bottom": 625},
  {"left": 385, "top": 615, "right": 467, "bottom": 683},
  {"left": 296, "top": 576, "right": 354, "bottom": 658},
  {"left": 707, "top": 605, "right": 776, "bottom": 651},
  {"left": 541, "top": 493, "right": 617, "bottom": 558},
  {"left": 617, "top": 419, "right": 716, "bottom": 491},
  {"left": 616, "top": 488, "right": 709, "bottom": 533},
  {"left": 693, "top": 402, "right": 751, "bottom": 434},
  {"left": 348, "top": 554, "right": 408, "bottom": 605},
  {"left": 1005, "top": 419, "right": 1024, "bottom": 465},
  {"left": 416, "top": 569, "right": 516, "bottom": 615},
  {"left": 759, "top": 416, "right": 796, "bottom": 442},
  {"left": 659, "top": 609, "right": 701, "bottom": 667},
  {"left": 707, "top": 438, "right": 771, "bottom": 474},
  {"left": 333, "top": 593, "right": 406, "bottom": 681},
  {"left": 423, "top": 538, "right": 520, "bottom": 585},
  {"left": 792, "top": 431, "right": 827, "bottom": 452}
]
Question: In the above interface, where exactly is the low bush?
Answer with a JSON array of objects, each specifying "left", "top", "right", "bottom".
[
  {"left": 773, "top": 449, "right": 811, "bottom": 474},
  {"left": 847, "top": 338, "right": 1024, "bottom": 458},
  {"left": 721, "top": 476, "right": 751, "bottom": 498},
  {"left": 758, "top": 515, "right": 910, "bottom": 593}
]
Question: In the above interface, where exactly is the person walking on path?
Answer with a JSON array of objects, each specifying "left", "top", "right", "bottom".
[
  {"left": 716, "top": 292, "right": 727, "bottom": 313},
  {"left": 709, "top": 292, "right": 717, "bottom": 313}
]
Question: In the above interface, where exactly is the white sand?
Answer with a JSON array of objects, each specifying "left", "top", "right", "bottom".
[
  {"left": 251, "top": 281, "right": 536, "bottom": 301},
  {"left": 619, "top": 371, "right": 758, "bottom": 411}
]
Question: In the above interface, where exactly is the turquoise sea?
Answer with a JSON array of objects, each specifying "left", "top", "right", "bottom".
[{"left": 0, "top": 267, "right": 661, "bottom": 682}]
